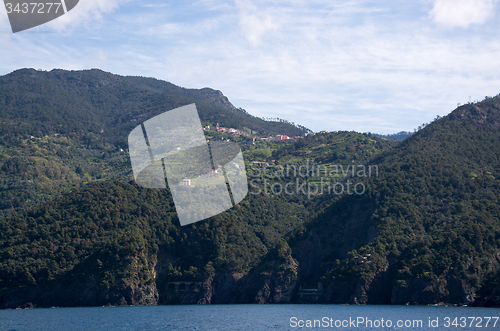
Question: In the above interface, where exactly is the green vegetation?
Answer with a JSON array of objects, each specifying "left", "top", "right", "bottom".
[
  {"left": 293, "top": 97, "right": 500, "bottom": 305},
  {"left": 0, "top": 68, "right": 309, "bottom": 219},
  {"left": 1, "top": 68, "right": 500, "bottom": 307},
  {"left": 372, "top": 131, "right": 413, "bottom": 141}
]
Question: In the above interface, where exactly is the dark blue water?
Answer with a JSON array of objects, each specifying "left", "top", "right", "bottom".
[{"left": 0, "top": 304, "right": 499, "bottom": 330}]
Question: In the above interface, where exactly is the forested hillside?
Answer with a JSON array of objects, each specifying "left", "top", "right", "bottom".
[
  {"left": 0, "top": 130, "right": 392, "bottom": 308},
  {"left": 0, "top": 68, "right": 396, "bottom": 308},
  {"left": 0, "top": 68, "right": 308, "bottom": 220},
  {"left": 288, "top": 97, "right": 500, "bottom": 306},
  {"left": 1, "top": 68, "right": 499, "bottom": 308}
]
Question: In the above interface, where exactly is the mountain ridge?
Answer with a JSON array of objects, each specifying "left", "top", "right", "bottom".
[{"left": 0, "top": 68, "right": 309, "bottom": 145}]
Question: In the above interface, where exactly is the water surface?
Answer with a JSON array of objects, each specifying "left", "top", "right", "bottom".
[{"left": 1, "top": 304, "right": 499, "bottom": 330}]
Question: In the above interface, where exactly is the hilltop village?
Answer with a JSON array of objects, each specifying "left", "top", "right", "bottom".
[{"left": 203, "top": 123, "right": 335, "bottom": 143}]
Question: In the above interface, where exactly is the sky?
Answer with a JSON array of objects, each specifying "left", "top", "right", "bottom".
[{"left": 1, "top": 0, "right": 500, "bottom": 133}]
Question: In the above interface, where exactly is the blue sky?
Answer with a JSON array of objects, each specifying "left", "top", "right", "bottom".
[{"left": 1, "top": 0, "right": 500, "bottom": 133}]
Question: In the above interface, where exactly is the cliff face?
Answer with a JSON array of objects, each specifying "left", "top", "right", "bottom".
[
  {"left": 155, "top": 240, "right": 300, "bottom": 305},
  {"left": 2, "top": 246, "right": 493, "bottom": 308},
  {"left": 0, "top": 272, "right": 158, "bottom": 309},
  {"left": 152, "top": 234, "right": 493, "bottom": 307},
  {"left": 323, "top": 266, "right": 479, "bottom": 305},
  {"left": 246, "top": 244, "right": 299, "bottom": 304},
  {"left": 0, "top": 251, "right": 159, "bottom": 309}
]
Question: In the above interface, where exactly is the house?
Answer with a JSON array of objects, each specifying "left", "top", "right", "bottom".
[{"left": 252, "top": 161, "right": 269, "bottom": 167}]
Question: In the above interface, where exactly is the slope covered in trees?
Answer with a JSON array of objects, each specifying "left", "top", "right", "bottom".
[
  {"left": 288, "top": 96, "right": 500, "bottom": 306},
  {"left": 1, "top": 68, "right": 500, "bottom": 308},
  {"left": 0, "top": 68, "right": 312, "bottom": 220},
  {"left": 0, "top": 68, "right": 398, "bottom": 307},
  {"left": 0, "top": 129, "right": 392, "bottom": 307}
]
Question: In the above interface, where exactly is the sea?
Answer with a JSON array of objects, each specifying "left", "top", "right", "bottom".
[{"left": 0, "top": 304, "right": 499, "bottom": 331}]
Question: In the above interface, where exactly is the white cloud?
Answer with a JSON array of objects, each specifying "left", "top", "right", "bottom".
[
  {"left": 429, "top": 0, "right": 498, "bottom": 28},
  {"left": 0, "top": 2, "right": 11, "bottom": 32},
  {"left": 45, "top": 0, "right": 129, "bottom": 31},
  {"left": 235, "top": 0, "right": 279, "bottom": 46},
  {"left": 109, "top": 0, "right": 500, "bottom": 132}
]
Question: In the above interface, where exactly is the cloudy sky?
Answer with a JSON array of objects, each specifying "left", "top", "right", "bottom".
[{"left": 1, "top": 0, "right": 500, "bottom": 133}]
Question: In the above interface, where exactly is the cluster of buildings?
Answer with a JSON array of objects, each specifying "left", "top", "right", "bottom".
[
  {"left": 304, "top": 130, "right": 339, "bottom": 136},
  {"left": 203, "top": 123, "right": 248, "bottom": 136},
  {"left": 265, "top": 134, "right": 303, "bottom": 142},
  {"left": 204, "top": 123, "right": 323, "bottom": 144},
  {"left": 181, "top": 162, "right": 241, "bottom": 187}
]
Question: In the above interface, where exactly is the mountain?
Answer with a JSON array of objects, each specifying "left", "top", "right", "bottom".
[
  {"left": 1, "top": 68, "right": 499, "bottom": 308},
  {"left": 0, "top": 131, "right": 393, "bottom": 308},
  {"left": 0, "top": 68, "right": 308, "bottom": 145},
  {"left": 287, "top": 97, "right": 500, "bottom": 306},
  {"left": 0, "top": 68, "right": 396, "bottom": 308},
  {"left": 0, "top": 68, "right": 309, "bottom": 220}
]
